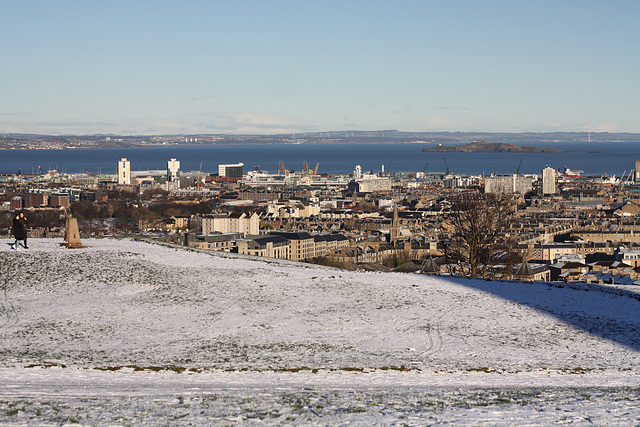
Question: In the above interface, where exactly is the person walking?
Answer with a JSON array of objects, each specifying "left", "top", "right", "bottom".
[{"left": 12, "top": 211, "right": 28, "bottom": 249}]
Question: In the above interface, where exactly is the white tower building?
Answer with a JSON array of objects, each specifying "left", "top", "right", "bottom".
[
  {"left": 166, "top": 158, "right": 181, "bottom": 190},
  {"left": 353, "top": 165, "right": 362, "bottom": 179},
  {"left": 542, "top": 166, "right": 556, "bottom": 195},
  {"left": 167, "top": 158, "right": 180, "bottom": 182},
  {"left": 118, "top": 158, "right": 131, "bottom": 185}
]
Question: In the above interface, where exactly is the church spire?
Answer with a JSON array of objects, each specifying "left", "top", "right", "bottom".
[{"left": 391, "top": 203, "right": 399, "bottom": 242}]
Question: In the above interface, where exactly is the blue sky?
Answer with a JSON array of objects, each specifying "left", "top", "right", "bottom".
[{"left": 1, "top": 0, "right": 638, "bottom": 135}]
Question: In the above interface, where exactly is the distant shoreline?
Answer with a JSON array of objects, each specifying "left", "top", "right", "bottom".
[{"left": 1, "top": 131, "right": 638, "bottom": 150}]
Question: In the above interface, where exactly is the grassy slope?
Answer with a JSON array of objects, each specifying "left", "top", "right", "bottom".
[{"left": 1, "top": 238, "right": 639, "bottom": 375}]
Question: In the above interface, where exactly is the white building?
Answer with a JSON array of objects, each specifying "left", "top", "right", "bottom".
[
  {"left": 442, "top": 175, "right": 482, "bottom": 189},
  {"left": 118, "top": 158, "right": 131, "bottom": 185},
  {"left": 353, "top": 165, "right": 363, "bottom": 179},
  {"left": 348, "top": 177, "right": 392, "bottom": 193},
  {"left": 219, "top": 163, "right": 244, "bottom": 178},
  {"left": 615, "top": 247, "right": 640, "bottom": 268},
  {"left": 542, "top": 166, "right": 556, "bottom": 195},
  {"left": 167, "top": 158, "right": 180, "bottom": 183}
]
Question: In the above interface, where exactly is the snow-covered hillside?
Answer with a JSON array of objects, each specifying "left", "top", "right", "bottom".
[{"left": 1, "top": 238, "right": 640, "bottom": 424}]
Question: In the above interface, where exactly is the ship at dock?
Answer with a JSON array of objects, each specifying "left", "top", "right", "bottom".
[{"left": 561, "top": 166, "right": 584, "bottom": 178}]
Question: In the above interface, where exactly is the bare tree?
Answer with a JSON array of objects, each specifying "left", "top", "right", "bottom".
[{"left": 444, "top": 192, "right": 517, "bottom": 278}]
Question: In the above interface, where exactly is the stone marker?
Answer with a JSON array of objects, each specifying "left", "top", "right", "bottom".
[{"left": 63, "top": 217, "right": 82, "bottom": 248}]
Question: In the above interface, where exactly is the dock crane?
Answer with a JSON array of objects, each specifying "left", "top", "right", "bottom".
[
  {"left": 619, "top": 170, "right": 628, "bottom": 190},
  {"left": 386, "top": 159, "right": 394, "bottom": 175},
  {"left": 416, "top": 163, "right": 430, "bottom": 178},
  {"left": 621, "top": 169, "right": 635, "bottom": 184},
  {"left": 301, "top": 161, "right": 320, "bottom": 175},
  {"left": 515, "top": 158, "right": 523, "bottom": 175},
  {"left": 278, "top": 161, "right": 289, "bottom": 175},
  {"left": 444, "top": 158, "right": 450, "bottom": 175}
]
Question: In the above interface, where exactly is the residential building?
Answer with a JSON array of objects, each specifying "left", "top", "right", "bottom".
[
  {"left": 574, "top": 241, "right": 617, "bottom": 262},
  {"left": 328, "top": 242, "right": 397, "bottom": 264},
  {"left": 237, "top": 235, "right": 290, "bottom": 259},
  {"left": 118, "top": 158, "right": 131, "bottom": 185},
  {"left": 554, "top": 254, "right": 585, "bottom": 265},
  {"left": 49, "top": 194, "right": 70, "bottom": 208},
  {"left": 519, "top": 242, "right": 578, "bottom": 262},
  {"left": 542, "top": 166, "right": 556, "bottom": 195},
  {"left": 167, "top": 158, "right": 180, "bottom": 185},
  {"left": 572, "top": 230, "right": 640, "bottom": 244},
  {"left": 550, "top": 261, "right": 589, "bottom": 281},
  {"left": 170, "top": 215, "right": 191, "bottom": 230},
  {"left": 614, "top": 247, "right": 640, "bottom": 268},
  {"left": 186, "top": 232, "right": 243, "bottom": 251},
  {"left": 26, "top": 191, "right": 49, "bottom": 208},
  {"left": 348, "top": 177, "right": 392, "bottom": 193},
  {"left": 484, "top": 174, "right": 534, "bottom": 195},
  {"left": 611, "top": 200, "right": 640, "bottom": 216},
  {"left": 10, "top": 196, "right": 24, "bottom": 211},
  {"left": 313, "top": 234, "right": 350, "bottom": 256},
  {"left": 270, "top": 231, "right": 316, "bottom": 261},
  {"left": 589, "top": 260, "right": 635, "bottom": 275},
  {"left": 201, "top": 212, "right": 259, "bottom": 236}
]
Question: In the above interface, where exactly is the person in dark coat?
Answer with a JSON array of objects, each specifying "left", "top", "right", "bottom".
[{"left": 12, "top": 211, "right": 28, "bottom": 249}]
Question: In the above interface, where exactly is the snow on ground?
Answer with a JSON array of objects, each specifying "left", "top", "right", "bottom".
[{"left": 1, "top": 238, "right": 640, "bottom": 424}]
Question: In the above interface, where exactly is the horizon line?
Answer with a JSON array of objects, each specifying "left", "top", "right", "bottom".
[{"left": 3, "top": 130, "right": 640, "bottom": 138}]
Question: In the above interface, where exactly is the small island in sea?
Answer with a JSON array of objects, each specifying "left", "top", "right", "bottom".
[{"left": 422, "top": 141, "right": 565, "bottom": 153}]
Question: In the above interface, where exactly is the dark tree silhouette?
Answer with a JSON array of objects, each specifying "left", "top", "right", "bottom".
[{"left": 444, "top": 192, "right": 517, "bottom": 278}]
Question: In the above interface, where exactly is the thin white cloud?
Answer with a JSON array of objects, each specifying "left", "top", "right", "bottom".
[
  {"left": 433, "top": 106, "right": 470, "bottom": 111},
  {"left": 0, "top": 112, "right": 33, "bottom": 116},
  {"left": 420, "top": 115, "right": 488, "bottom": 131},
  {"left": 547, "top": 122, "right": 637, "bottom": 133},
  {"left": 582, "top": 123, "right": 621, "bottom": 133},
  {"left": 0, "top": 112, "right": 313, "bottom": 135},
  {"left": 197, "top": 112, "right": 312, "bottom": 134},
  {"left": 3, "top": 115, "right": 639, "bottom": 135}
]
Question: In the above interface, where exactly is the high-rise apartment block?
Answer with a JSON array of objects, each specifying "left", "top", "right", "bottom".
[
  {"left": 167, "top": 158, "right": 180, "bottom": 182},
  {"left": 484, "top": 174, "right": 534, "bottom": 195},
  {"left": 118, "top": 158, "right": 131, "bottom": 185},
  {"left": 542, "top": 166, "right": 556, "bottom": 195}
]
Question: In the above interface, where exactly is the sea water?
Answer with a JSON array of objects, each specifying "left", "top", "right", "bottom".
[{"left": 1, "top": 141, "right": 640, "bottom": 176}]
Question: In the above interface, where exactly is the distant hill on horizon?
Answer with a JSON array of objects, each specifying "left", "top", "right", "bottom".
[
  {"left": 423, "top": 141, "right": 565, "bottom": 153},
  {"left": 1, "top": 130, "right": 638, "bottom": 150}
]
